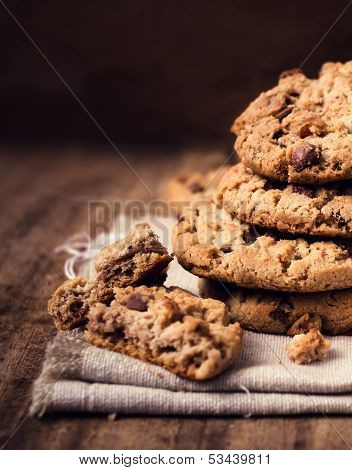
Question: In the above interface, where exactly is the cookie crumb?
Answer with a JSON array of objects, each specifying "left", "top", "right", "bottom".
[{"left": 287, "top": 329, "right": 330, "bottom": 364}]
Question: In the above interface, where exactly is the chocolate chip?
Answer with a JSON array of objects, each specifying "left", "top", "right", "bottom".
[
  {"left": 275, "top": 107, "right": 292, "bottom": 121},
  {"left": 279, "top": 68, "right": 303, "bottom": 80},
  {"left": 188, "top": 182, "right": 204, "bottom": 193},
  {"left": 220, "top": 245, "right": 232, "bottom": 253},
  {"left": 292, "top": 185, "right": 316, "bottom": 198},
  {"left": 126, "top": 293, "right": 148, "bottom": 312},
  {"left": 299, "top": 124, "right": 313, "bottom": 138},
  {"left": 272, "top": 129, "right": 284, "bottom": 140},
  {"left": 291, "top": 144, "right": 321, "bottom": 172},
  {"left": 178, "top": 215, "right": 185, "bottom": 223}
]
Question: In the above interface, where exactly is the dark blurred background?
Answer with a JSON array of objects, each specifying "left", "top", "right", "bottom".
[{"left": 1, "top": 0, "right": 352, "bottom": 148}]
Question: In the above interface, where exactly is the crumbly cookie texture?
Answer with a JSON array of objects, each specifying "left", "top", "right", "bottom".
[
  {"left": 173, "top": 203, "right": 352, "bottom": 292},
  {"left": 48, "top": 277, "right": 96, "bottom": 330},
  {"left": 48, "top": 278, "right": 119, "bottom": 331},
  {"left": 199, "top": 280, "right": 352, "bottom": 335},
  {"left": 233, "top": 62, "right": 352, "bottom": 184},
  {"left": 164, "top": 167, "right": 228, "bottom": 215},
  {"left": 85, "top": 285, "right": 243, "bottom": 380},
  {"left": 287, "top": 330, "right": 330, "bottom": 364},
  {"left": 216, "top": 163, "right": 352, "bottom": 238},
  {"left": 95, "top": 223, "right": 172, "bottom": 287},
  {"left": 49, "top": 224, "right": 172, "bottom": 331}
]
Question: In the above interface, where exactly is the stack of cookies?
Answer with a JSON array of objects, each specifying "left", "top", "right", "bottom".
[
  {"left": 49, "top": 61, "right": 352, "bottom": 375},
  {"left": 173, "top": 61, "right": 352, "bottom": 362}
]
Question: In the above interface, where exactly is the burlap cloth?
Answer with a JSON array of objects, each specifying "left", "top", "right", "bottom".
[{"left": 31, "top": 217, "right": 352, "bottom": 416}]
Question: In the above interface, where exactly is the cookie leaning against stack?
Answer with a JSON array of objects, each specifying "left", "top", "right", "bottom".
[
  {"left": 164, "top": 166, "right": 230, "bottom": 216},
  {"left": 172, "top": 61, "right": 352, "bottom": 362}
]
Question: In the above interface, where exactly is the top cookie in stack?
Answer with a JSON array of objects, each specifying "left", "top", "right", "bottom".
[
  {"left": 173, "top": 61, "right": 352, "bottom": 295},
  {"left": 232, "top": 61, "right": 352, "bottom": 184}
]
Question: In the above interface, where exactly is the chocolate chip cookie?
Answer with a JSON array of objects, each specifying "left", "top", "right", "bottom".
[
  {"left": 49, "top": 224, "right": 172, "bottom": 330},
  {"left": 173, "top": 203, "right": 352, "bottom": 292},
  {"left": 216, "top": 163, "right": 352, "bottom": 238},
  {"left": 48, "top": 277, "right": 96, "bottom": 330},
  {"left": 233, "top": 62, "right": 352, "bottom": 184},
  {"left": 85, "top": 285, "right": 243, "bottom": 380},
  {"left": 164, "top": 167, "right": 228, "bottom": 215},
  {"left": 95, "top": 223, "right": 172, "bottom": 287},
  {"left": 199, "top": 279, "right": 352, "bottom": 335}
]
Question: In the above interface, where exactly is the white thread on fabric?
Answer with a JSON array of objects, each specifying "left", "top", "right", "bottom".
[
  {"left": 239, "top": 384, "right": 253, "bottom": 418},
  {"left": 54, "top": 233, "right": 93, "bottom": 279}
]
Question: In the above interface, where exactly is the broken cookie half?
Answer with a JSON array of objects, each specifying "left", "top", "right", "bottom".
[
  {"left": 48, "top": 277, "right": 95, "bottom": 330},
  {"left": 85, "top": 285, "right": 243, "bottom": 380},
  {"left": 94, "top": 223, "right": 172, "bottom": 288},
  {"left": 48, "top": 223, "right": 172, "bottom": 330}
]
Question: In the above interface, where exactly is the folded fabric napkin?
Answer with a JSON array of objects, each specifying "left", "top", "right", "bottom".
[{"left": 31, "top": 216, "right": 352, "bottom": 416}]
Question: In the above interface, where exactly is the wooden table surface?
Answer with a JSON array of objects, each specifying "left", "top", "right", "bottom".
[{"left": 1, "top": 147, "right": 351, "bottom": 450}]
